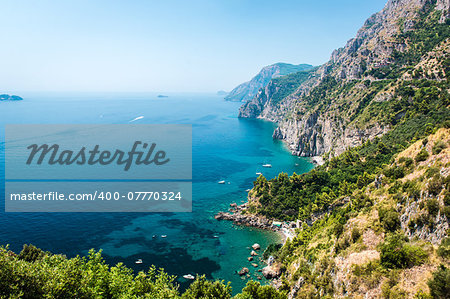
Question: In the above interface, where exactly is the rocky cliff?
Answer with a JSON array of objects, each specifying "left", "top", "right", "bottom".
[
  {"left": 225, "top": 63, "right": 313, "bottom": 102},
  {"left": 239, "top": 0, "right": 449, "bottom": 158}
]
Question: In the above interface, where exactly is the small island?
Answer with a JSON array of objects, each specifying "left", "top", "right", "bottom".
[{"left": 0, "top": 94, "right": 23, "bottom": 101}]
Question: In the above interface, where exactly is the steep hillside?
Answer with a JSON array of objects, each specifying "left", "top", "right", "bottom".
[
  {"left": 225, "top": 63, "right": 314, "bottom": 102},
  {"left": 239, "top": 0, "right": 449, "bottom": 158},
  {"left": 247, "top": 124, "right": 449, "bottom": 298}
]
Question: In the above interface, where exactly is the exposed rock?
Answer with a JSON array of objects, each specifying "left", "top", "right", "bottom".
[
  {"left": 251, "top": 263, "right": 258, "bottom": 268},
  {"left": 238, "top": 267, "right": 249, "bottom": 276},
  {"left": 262, "top": 265, "right": 281, "bottom": 279},
  {"left": 250, "top": 250, "right": 258, "bottom": 256},
  {"left": 252, "top": 243, "right": 261, "bottom": 250},
  {"left": 238, "top": 0, "right": 447, "bottom": 158},
  {"left": 226, "top": 63, "right": 313, "bottom": 102},
  {"left": 215, "top": 203, "right": 279, "bottom": 231},
  {"left": 247, "top": 257, "right": 253, "bottom": 261}
]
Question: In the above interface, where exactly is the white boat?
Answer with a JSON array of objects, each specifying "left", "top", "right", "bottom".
[
  {"left": 129, "top": 116, "right": 144, "bottom": 123},
  {"left": 218, "top": 180, "right": 225, "bottom": 184},
  {"left": 135, "top": 259, "right": 143, "bottom": 264},
  {"left": 256, "top": 172, "right": 262, "bottom": 176},
  {"left": 262, "top": 164, "right": 272, "bottom": 168},
  {"left": 161, "top": 235, "right": 167, "bottom": 238},
  {"left": 246, "top": 189, "right": 251, "bottom": 192},
  {"left": 183, "top": 274, "right": 195, "bottom": 280}
]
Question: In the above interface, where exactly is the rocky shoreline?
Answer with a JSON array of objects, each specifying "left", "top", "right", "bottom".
[
  {"left": 214, "top": 202, "right": 279, "bottom": 232},
  {"left": 215, "top": 202, "right": 292, "bottom": 280}
]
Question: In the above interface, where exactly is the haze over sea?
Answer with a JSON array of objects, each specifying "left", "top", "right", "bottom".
[{"left": 0, "top": 93, "right": 313, "bottom": 291}]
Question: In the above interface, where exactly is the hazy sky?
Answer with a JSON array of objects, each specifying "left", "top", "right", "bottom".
[{"left": 1, "top": 0, "right": 387, "bottom": 93}]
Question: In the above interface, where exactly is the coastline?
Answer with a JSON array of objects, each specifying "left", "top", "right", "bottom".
[{"left": 215, "top": 202, "right": 296, "bottom": 245}]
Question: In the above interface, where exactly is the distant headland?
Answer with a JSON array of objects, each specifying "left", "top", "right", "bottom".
[{"left": 0, "top": 94, "right": 23, "bottom": 101}]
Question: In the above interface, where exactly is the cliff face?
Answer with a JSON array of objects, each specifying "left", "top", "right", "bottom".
[
  {"left": 239, "top": 0, "right": 449, "bottom": 157},
  {"left": 225, "top": 63, "right": 313, "bottom": 102}
]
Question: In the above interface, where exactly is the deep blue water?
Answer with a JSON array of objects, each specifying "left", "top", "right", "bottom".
[{"left": 0, "top": 93, "right": 313, "bottom": 292}]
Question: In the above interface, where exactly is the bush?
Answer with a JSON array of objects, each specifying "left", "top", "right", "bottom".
[
  {"left": 428, "top": 175, "right": 444, "bottom": 196},
  {"left": 351, "top": 228, "right": 361, "bottom": 243},
  {"left": 182, "top": 276, "right": 231, "bottom": 299},
  {"left": 432, "top": 140, "right": 447, "bottom": 155},
  {"left": 437, "top": 237, "right": 450, "bottom": 259},
  {"left": 415, "top": 149, "right": 429, "bottom": 162},
  {"left": 399, "top": 156, "right": 414, "bottom": 168},
  {"left": 426, "top": 198, "right": 440, "bottom": 217},
  {"left": 425, "top": 167, "right": 440, "bottom": 178},
  {"left": 17, "top": 244, "right": 46, "bottom": 262},
  {"left": 380, "top": 233, "right": 428, "bottom": 269},
  {"left": 236, "top": 280, "right": 286, "bottom": 299},
  {"left": 428, "top": 265, "right": 450, "bottom": 299},
  {"left": 379, "top": 208, "right": 401, "bottom": 232},
  {"left": 384, "top": 166, "right": 405, "bottom": 179}
]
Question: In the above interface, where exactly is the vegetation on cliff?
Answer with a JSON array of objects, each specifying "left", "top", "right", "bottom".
[
  {"left": 249, "top": 126, "right": 449, "bottom": 297},
  {"left": 225, "top": 63, "right": 313, "bottom": 102}
]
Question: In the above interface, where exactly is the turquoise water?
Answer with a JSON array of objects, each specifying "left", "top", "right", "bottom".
[{"left": 0, "top": 93, "right": 313, "bottom": 292}]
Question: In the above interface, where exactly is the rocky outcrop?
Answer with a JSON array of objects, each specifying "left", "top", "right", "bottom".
[
  {"left": 239, "top": 0, "right": 449, "bottom": 158},
  {"left": 262, "top": 264, "right": 281, "bottom": 279},
  {"left": 215, "top": 203, "right": 279, "bottom": 231},
  {"left": 226, "top": 63, "right": 313, "bottom": 102},
  {"left": 238, "top": 267, "right": 249, "bottom": 276}
]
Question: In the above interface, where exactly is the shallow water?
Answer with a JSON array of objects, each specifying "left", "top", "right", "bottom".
[{"left": 0, "top": 92, "right": 313, "bottom": 292}]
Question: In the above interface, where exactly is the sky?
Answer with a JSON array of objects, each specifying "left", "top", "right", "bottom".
[{"left": 1, "top": 0, "right": 387, "bottom": 93}]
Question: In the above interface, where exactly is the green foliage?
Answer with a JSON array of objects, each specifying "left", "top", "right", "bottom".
[
  {"left": 380, "top": 233, "right": 428, "bottom": 269},
  {"left": 426, "top": 198, "right": 440, "bottom": 216},
  {"left": 0, "top": 246, "right": 283, "bottom": 298},
  {"left": 415, "top": 149, "right": 429, "bottom": 162},
  {"left": 236, "top": 280, "right": 287, "bottom": 299},
  {"left": 427, "top": 265, "right": 450, "bottom": 299},
  {"left": 351, "top": 228, "right": 361, "bottom": 243},
  {"left": 428, "top": 174, "right": 444, "bottom": 196},
  {"left": 17, "top": 244, "right": 46, "bottom": 262},
  {"left": 182, "top": 276, "right": 231, "bottom": 299},
  {"left": 437, "top": 237, "right": 450, "bottom": 259},
  {"left": 264, "top": 71, "right": 313, "bottom": 106},
  {"left": 379, "top": 208, "right": 401, "bottom": 232},
  {"left": 263, "top": 243, "right": 282, "bottom": 260},
  {"left": 432, "top": 140, "right": 447, "bottom": 155}
]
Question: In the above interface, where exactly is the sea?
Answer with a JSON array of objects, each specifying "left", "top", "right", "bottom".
[{"left": 0, "top": 92, "right": 313, "bottom": 292}]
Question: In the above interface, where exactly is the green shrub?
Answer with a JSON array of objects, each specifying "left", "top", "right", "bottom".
[
  {"left": 351, "top": 228, "right": 361, "bottom": 243},
  {"left": 384, "top": 166, "right": 405, "bottom": 179},
  {"left": 437, "top": 237, "right": 450, "bottom": 259},
  {"left": 415, "top": 149, "right": 429, "bottom": 162},
  {"left": 379, "top": 208, "right": 401, "bottom": 232},
  {"left": 427, "top": 265, "right": 450, "bottom": 299},
  {"left": 432, "top": 140, "right": 447, "bottom": 155},
  {"left": 426, "top": 198, "right": 440, "bottom": 217},
  {"left": 425, "top": 167, "right": 440, "bottom": 178},
  {"left": 17, "top": 244, "right": 46, "bottom": 262},
  {"left": 236, "top": 280, "right": 286, "bottom": 299},
  {"left": 263, "top": 243, "right": 282, "bottom": 259},
  {"left": 380, "top": 233, "right": 428, "bottom": 269},
  {"left": 428, "top": 175, "right": 444, "bottom": 196},
  {"left": 399, "top": 157, "right": 414, "bottom": 168},
  {"left": 182, "top": 276, "right": 231, "bottom": 299}
]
